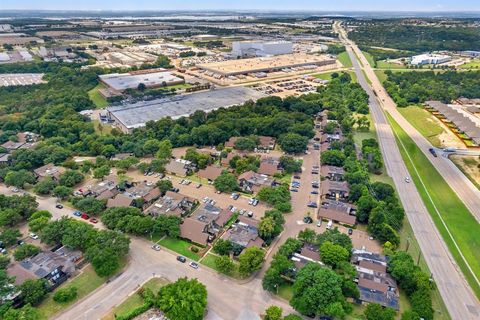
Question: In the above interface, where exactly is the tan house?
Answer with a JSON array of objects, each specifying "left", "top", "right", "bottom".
[
  {"left": 198, "top": 165, "right": 224, "bottom": 182},
  {"left": 33, "top": 163, "right": 66, "bottom": 181}
]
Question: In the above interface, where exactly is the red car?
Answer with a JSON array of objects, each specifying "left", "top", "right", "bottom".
[
  {"left": 81, "top": 213, "right": 90, "bottom": 220},
  {"left": 89, "top": 217, "right": 98, "bottom": 224}
]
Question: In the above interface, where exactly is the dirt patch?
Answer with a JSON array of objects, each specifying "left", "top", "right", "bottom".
[
  {"left": 450, "top": 155, "right": 480, "bottom": 188},
  {"left": 133, "top": 308, "right": 166, "bottom": 320}
]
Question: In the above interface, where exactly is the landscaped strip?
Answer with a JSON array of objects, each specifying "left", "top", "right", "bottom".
[{"left": 387, "top": 113, "right": 480, "bottom": 299}]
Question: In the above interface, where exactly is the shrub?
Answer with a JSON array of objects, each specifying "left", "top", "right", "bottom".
[
  {"left": 191, "top": 246, "right": 199, "bottom": 253},
  {"left": 53, "top": 286, "right": 78, "bottom": 303}
]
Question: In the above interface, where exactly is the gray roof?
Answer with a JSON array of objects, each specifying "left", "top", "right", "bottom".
[
  {"left": 99, "top": 70, "right": 184, "bottom": 91},
  {"left": 107, "top": 87, "right": 266, "bottom": 131}
]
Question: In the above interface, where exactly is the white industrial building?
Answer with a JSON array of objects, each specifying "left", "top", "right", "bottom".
[
  {"left": 410, "top": 53, "right": 451, "bottom": 66},
  {"left": 99, "top": 69, "right": 185, "bottom": 92},
  {"left": 231, "top": 41, "right": 293, "bottom": 58}
]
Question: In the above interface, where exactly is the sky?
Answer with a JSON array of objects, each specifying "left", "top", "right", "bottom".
[{"left": 1, "top": 0, "right": 479, "bottom": 12}]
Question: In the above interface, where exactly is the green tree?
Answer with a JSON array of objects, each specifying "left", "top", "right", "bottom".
[
  {"left": 321, "top": 150, "right": 346, "bottom": 166},
  {"left": 320, "top": 241, "right": 350, "bottom": 269},
  {"left": 74, "top": 197, "right": 106, "bottom": 215},
  {"left": 283, "top": 315, "right": 302, "bottom": 320},
  {"left": 259, "top": 216, "right": 276, "bottom": 240},
  {"left": 0, "top": 229, "right": 21, "bottom": 247},
  {"left": 215, "top": 255, "right": 235, "bottom": 275},
  {"left": 238, "top": 247, "right": 265, "bottom": 277},
  {"left": 116, "top": 156, "right": 139, "bottom": 171},
  {"left": 0, "top": 209, "right": 22, "bottom": 227},
  {"left": 3, "top": 303, "right": 40, "bottom": 320},
  {"left": 0, "top": 255, "right": 10, "bottom": 269},
  {"left": 265, "top": 306, "right": 283, "bottom": 320},
  {"left": 214, "top": 172, "right": 238, "bottom": 193},
  {"left": 279, "top": 156, "right": 302, "bottom": 173},
  {"left": 156, "top": 179, "right": 173, "bottom": 195},
  {"left": 93, "top": 165, "right": 110, "bottom": 180},
  {"left": 59, "top": 170, "right": 84, "bottom": 187},
  {"left": 34, "top": 178, "right": 57, "bottom": 195},
  {"left": 14, "top": 244, "right": 41, "bottom": 261},
  {"left": 156, "top": 140, "right": 173, "bottom": 160},
  {"left": 234, "top": 137, "right": 257, "bottom": 151},
  {"left": 290, "top": 263, "right": 345, "bottom": 316},
  {"left": 4, "top": 170, "right": 35, "bottom": 188},
  {"left": 278, "top": 133, "right": 309, "bottom": 154},
  {"left": 52, "top": 185, "right": 72, "bottom": 199},
  {"left": 28, "top": 211, "right": 52, "bottom": 233},
  {"left": 364, "top": 303, "right": 396, "bottom": 320},
  {"left": 213, "top": 239, "right": 233, "bottom": 256},
  {"left": 53, "top": 286, "right": 78, "bottom": 303},
  {"left": 19, "top": 279, "right": 47, "bottom": 306},
  {"left": 156, "top": 278, "right": 207, "bottom": 320}
]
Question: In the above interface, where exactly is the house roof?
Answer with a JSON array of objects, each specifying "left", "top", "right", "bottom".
[
  {"left": 95, "top": 188, "right": 119, "bottom": 200},
  {"left": 19, "top": 250, "right": 76, "bottom": 280},
  {"left": 318, "top": 200, "right": 356, "bottom": 225},
  {"left": 359, "top": 259, "right": 387, "bottom": 273},
  {"left": 180, "top": 218, "right": 209, "bottom": 245},
  {"left": 258, "top": 136, "right": 276, "bottom": 148},
  {"left": 107, "top": 194, "right": 134, "bottom": 208},
  {"left": 320, "top": 165, "right": 345, "bottom": 177},
  {"left": 33, "top": 163, "right": 66, "bottom": 180},
  {"left": 321, "top": 180, "right": 349, "bottom": 194},
  {"left": 299, "top": 246, "right": 320, "bottom": 261},
  {"left": 198, "top": 165, "right": 224, "bottom": 181},
  {"left": 225, "top": 216, "right": 262, "bottom": 248},
  {"left": 225, "top": 136, "right": 239, "bottom": 148},
  {"left": 165, "top": 159, "right": 189, "bottom": 176},
  {"left": 257, "top": 160, "right": 280, "bottom": 176},
  {"left": 358, "top": 277, "right": 389, "bottom": 294}
]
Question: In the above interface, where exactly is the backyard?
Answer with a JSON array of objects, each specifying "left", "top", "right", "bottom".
[{"left": 157, "top": 237, "right": 202, "bottom": 261}]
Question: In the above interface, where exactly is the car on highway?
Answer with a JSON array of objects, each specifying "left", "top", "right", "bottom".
[
  {"left": 89, "top": 217, "right": 98, "bottom": 224},
  {"left": 176, "top": 256, "right": 187, "bottom": 263},
  {"left": 151, "top": 244, "right": 161, "bottom": 251},
  {"left": 189, "top": 261, "right": 199, "bottom": 269},
  {"left": 73, "top": 210, "right": 82, "bottom": 217},
  {"left": 55, "top": 204, "right": 63, "bottom": 209},
  {"left": 29, "top": 233, "right": 39, "bottom": 240},
  {"left": 428, "top": 148, "right": 437, "bottom": 157},
  {"left": 405, "top": 177, "right": 411, "bottom": 183}
]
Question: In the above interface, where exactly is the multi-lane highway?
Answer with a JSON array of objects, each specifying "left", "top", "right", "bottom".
[{"left": 334, "top": 22, "right": 480, "bottom": 319}]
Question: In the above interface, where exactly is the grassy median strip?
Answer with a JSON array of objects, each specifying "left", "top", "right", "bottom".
[
  {"left": 338, "top": 51, "right": 353, "bottom": 68},
  {"left": 387, "top": 113, "right": 480, "bottom": 299}
]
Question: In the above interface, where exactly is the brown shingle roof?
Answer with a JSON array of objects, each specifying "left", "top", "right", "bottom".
[
  {"left": 358, "top": 277, "right": 389, "bottom": 293},
  {"left": 180, "top": 218, "right": 209, "bottom": 245},
  {"left": 107, "top": 194, "right": 134, "bottom": 208},
  {"left": 198, "top": 165, "right": 224, "bottom": 181},
  {"left": 359, "top": 260, "right": 387, "bottom": 273}
]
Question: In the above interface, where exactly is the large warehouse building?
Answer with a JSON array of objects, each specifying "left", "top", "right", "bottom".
[
  {"left": 231, "top": 40, "right": 293, "bottom": 57},
  {"left": 107, "top": 87, "right": 266, "bottom": 133},
  {"left": 410, "top": 53, "right": 451, "bottom": 66},
  {"left": 99, "top": 69, "right": 185, "bottom": 92},
  {"left": 197, "top": 54, "right": 336, "bottom": 78}
]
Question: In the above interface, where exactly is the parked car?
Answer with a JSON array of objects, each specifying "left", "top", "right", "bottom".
[
  {"left": 196, "top": 183, "right": 202, "bottom": 188},
  {"left": 17, "top": 240, "right": 25, "bottom": 246},
  {"left": 73, "top": 210, "right": 82, "bottom": 217},
  {"left": 170, "top": 188, "right": 179, "bottom": 193},
  {"left": 55, "top": 204, "right": 63, "bottom": 209},
  {"left": 348, "top": 228, "right": 353, "bottom": 236},
  {"left": 293, "top": 175, "right": 301, "bottom": 179},
  {"left": 81, "top": 213, "right": 90, "bottom": 220},
  {"left": 311, "top": 190, "right": 319, "bottom": 194},
  {"left": 316, "top": 220, "right": 322, "bottom": 227},
  {"left": 151, "top": 244, "right": 161, "bottom": 251},
  {"left": 303, "top": 216, "right": 313, "bottom": 224},
  {"left": 0, "top": 249, "right": 6, "bottom": 254},
  {"left": 290, "top": 188, "right": 298, "bottom": 192},
  {"left": 29, "top": 233, "right": 39, "bottom": 240},
  {"left": 307, "top": 202, "right": 318, "bottom": 208},
  {"left": 247, "top": 211, "right": 254, "bottom": 218},
  {"left": 189, "top": 262, "right": 199, "bottom": 269},
  {"left": 252, "top": 199, "right": 259, "bottom": 206},
  {"left": 239, "top": 209, "right": 246, "bottom": 215},
  {"left": 177, "top": 256, "right": 187, "bottom": 263},
  {"left": 89, "top": 217, "right": 98, "bottom": 224},
  {"left": 11, "top": 187, "right": 19, "bottom": 193}
]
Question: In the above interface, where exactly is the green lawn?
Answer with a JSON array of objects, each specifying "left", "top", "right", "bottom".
[
  {"left": 397, "top": 105, "right": 444, "bottom": 147},
  {"left": 158, "top": 237, "right": 201, "bottom": 261},
  {"left": 388, "top": 113, "right": 480, "bottom": 299},
  {"left": 377, "top": 60, "right": 406, "bottom": 69},
  {"left": 37, "top": 265, "right": 107, "bottom": 319},
  {"left": 313, "top": 70, "right": 357, "bottom": 83},
  {"left": 88, "top": 84, "right": 108, "bottom": 109},
  {"left": 200, "top": 253, "right": 242, "bottom": 279},
  {"left": 362, "top": 51, "right": 375, "bottom": 67},
  {"left": 103, "top": 277, "right": 169, "bottom": 320},
  {"left": 458, "top": 60, "right": 480, "bottom": 69},
  {"left": 277, "top": 283, "right": 294, "bottom": 301},
  {"left": 338, "top": 51, "right": 353, "bottom": 68}
]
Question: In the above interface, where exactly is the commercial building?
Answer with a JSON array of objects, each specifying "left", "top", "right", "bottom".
[
  {"left": 197, "top": 54, "right": 335, "bottom": 78},
  {"left": 0, "top": 73, "right": 46, "bottom": 87},
  {"left": 107, "top": 87, "right": 266, "bottom": 133},
  {"left": 99, "top": 69, "right": 185, "bottom": 92},
  {"left": 410, "top": 53, "right": 451, "bottom": 65},
  {"left": 231, "top": 40, "right": 293, "bottom": 58}
]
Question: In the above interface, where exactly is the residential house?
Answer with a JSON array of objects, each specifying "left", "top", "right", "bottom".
[
  {"left": 321, "top": 165, "right": 345, "bottom": 181},
  {"left": 33, "top": 163, "right": 66, "bottom": 181},
  {"left": 238, "top": 170, "right": 276, "bottom": 193},
  {"left": 318, "top": 200, "right": 357, "bottom": 226},
  {"left": 112, "top": 152, "right": 134, "bottom": 161},
  {"left": 180, "top": 203, "right": 233, "bottom": 245},
  {"left": 88, "top": 176, "right": 119, "bottom": 200},
  {"left": 320, "top": 133, "right": 342, "bottom": 144},
  {"left": 351, "top": 249, "right": 399, "bottom": 310},
  {"left": 145, "top": 191, "right": 197, "bottom": 217},
  {"left": 291, "top": 243, "right": 322, "bottom": 269},
  {"left": 198, "top": 165, "right": 224, "bottom": 182},
  {"left": 224, "top": 136, "right": 239, "bottom": 148},
  {"left": 107, "top": 193, "right": 135, "bottom": 208},
  {"left": 1, "top": 141, "right": 25, "bottom": 152},
  {"left": 258, "top": 136, "right": 276, "bottom": 150},
  {"left": 223, "top": 216, "right": 263, "bottom": 252},
  {"left": 220, "top": 151, "right": 247, "bottom": 167},
  {"left": 16, "top": 132, "right": 40, "bottom": 143},
  {"left": 9, "top": 247, "right": 81, "bottom": 288},
  {"left": 0, "top": 153, "right": 10, "bottom": 164},
  {"left": 321, "top": 180, "right": 349, "bottom": 201},
  {"left": 165, "top": 158, "right": 192, "bottom": 176},
  {"left": 257, "top": 156, "right": 281, "bottom": 176}
]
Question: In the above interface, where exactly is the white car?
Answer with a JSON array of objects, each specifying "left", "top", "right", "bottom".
[
  {"left": 29, "top": 233, "right": 39, "bottom": 240},
  {"left": 405, "top": 177, "right": 411, "bottom": 183},
  {"left": 151, "top": 244, "right": 161, "bottom": 251},
  {"left": 11, "top": 187, "right": 19, "bottom": 193},
  {"left": 189, "top": 261, "right": 199, "bottom": 269}
]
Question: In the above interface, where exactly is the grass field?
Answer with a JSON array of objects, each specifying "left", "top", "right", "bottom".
[
  {"left": 88, "top": 84, "right": 108, "bottom": 109},
  {"left": 37, "top": 265, "right": 106, "bottom": 319},
  {"left": 362, "top": 51, "right": 375, "bottom": 67},
  {"left": 158, "top": 237, "right": 201, "bottom": 261},
  {"left": 338, "top": 51, "right": 353, "bottom": 68},
  {"left": 387, "top": 113, "right": 480, "bottom": 299},
  {"left": 200, "top": 253, "right": 242, "bottom": 279},
  {"left": 377, "top": 60, "right": 406, "bottom": 69},
  {"left": 397, "top": 106, "right": 444, "bottom": 147},
  {"left": 103, "top": 277, "right": 168, "bottom": 320},
  {"left": 313, "top": 70, "right": 357, "bottom": 83},
  {"left": 459, "top": 60, "right": 480, "bottom": 69}
]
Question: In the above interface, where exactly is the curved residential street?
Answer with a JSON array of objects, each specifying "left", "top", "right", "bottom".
[{"left": 335, "top": 22, "right": 480, "bottom": 320}]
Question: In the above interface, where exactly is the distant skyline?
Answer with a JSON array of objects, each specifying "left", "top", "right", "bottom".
[{"left": 1, "top": 0, "right": 479, "bottom": 12}]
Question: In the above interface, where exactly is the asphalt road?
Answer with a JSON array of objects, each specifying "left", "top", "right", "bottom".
[{"left": 335, "top": 23, "right": 480, "bottom": 319}]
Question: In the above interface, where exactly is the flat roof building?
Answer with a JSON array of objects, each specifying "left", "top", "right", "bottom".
[
  {"left": 410, "top": 53, "right": 451, "bottom": 66},
  {"left": 107, "top": 87, "right": 266, "bottom": 133},
  {"left": 231, "top": 40, "right": 293, "bottom": 58},
  {"left": 99, "top": 69, "right": 184, "bottom": 92}
]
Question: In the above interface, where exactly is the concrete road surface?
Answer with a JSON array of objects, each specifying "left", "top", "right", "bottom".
[{"left": 334, "top": 22, "right": 480, "bottom": 319}]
